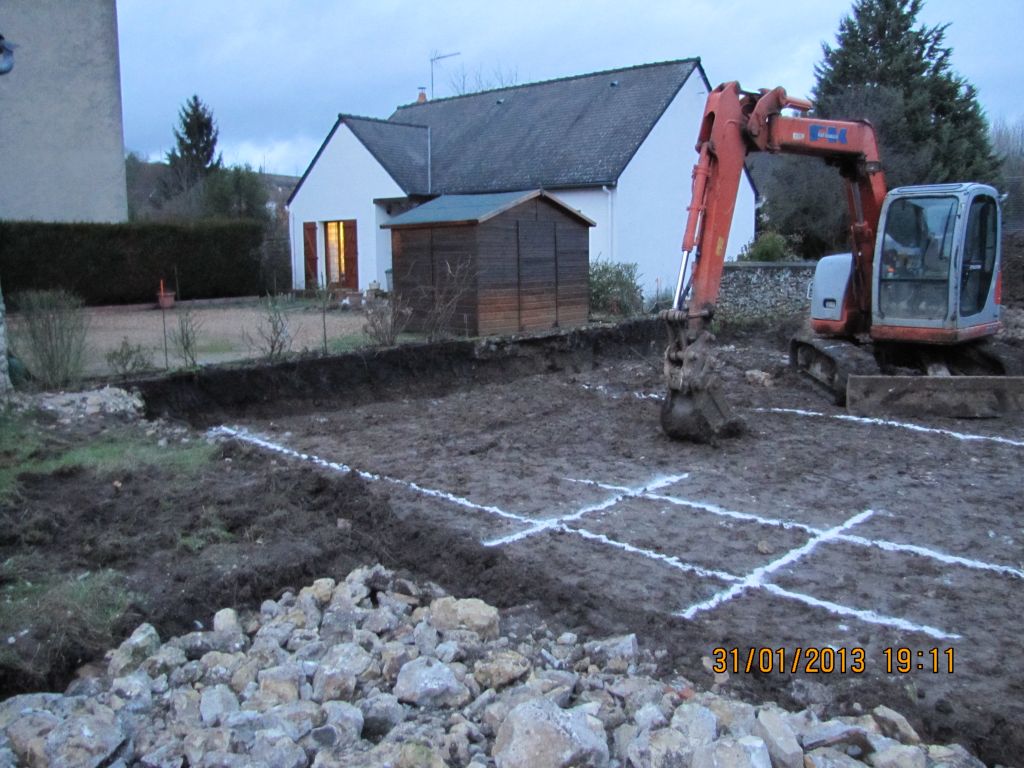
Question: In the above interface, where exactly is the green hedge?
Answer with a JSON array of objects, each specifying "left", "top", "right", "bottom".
[{"left": 0, "top": 220, "right": 267, "bottom": 305}]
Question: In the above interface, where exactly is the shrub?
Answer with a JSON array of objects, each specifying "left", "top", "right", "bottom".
[
  {"left": 363, "top": 295, "right": 412, "bottom": 347},
  {"left": 10, "top": 289, "right": 89, "bottom": 389},
  {"left": 737, "top": 231, "right": 797, "bottom": 262},
  {"left": 244, "top": 295, "right": 293, "bottom": 361},
  {"left": 104, "top": 337, "right": 153, "bottom": 376},
  {"left": 0, "top": 220, "right": 266, "bottom": 305},
  {"left": 590, "top": 259, "right": 643, "bottom": 316},
  {"left": 170, "top": 309, "right": 202, "bottom": 368}
]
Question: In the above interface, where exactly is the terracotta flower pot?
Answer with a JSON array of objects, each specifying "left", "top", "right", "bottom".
[{"left": 157, "top": 291, "right": 175, "bottom": 309}]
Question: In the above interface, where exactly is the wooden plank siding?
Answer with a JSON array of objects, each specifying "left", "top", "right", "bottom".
[{"left": 390, "top": 196, "right": 589, "bottom": 336}]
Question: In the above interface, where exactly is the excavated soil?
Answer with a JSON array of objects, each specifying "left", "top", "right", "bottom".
[{"left": 4, "top": 320, "right": 1024, "bottom": 764}]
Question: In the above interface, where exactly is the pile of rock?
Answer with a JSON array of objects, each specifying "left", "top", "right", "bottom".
[
  {"left": 0, "top": 565, "right": 983, "bottom": 767},
  {"left": 8, "top": 385, "right": 145, "bottom": 422}
]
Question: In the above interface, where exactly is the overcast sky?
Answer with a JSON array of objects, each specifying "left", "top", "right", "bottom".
[{"left": 116, "top": 0, "right": 1022, "bottom": 177}]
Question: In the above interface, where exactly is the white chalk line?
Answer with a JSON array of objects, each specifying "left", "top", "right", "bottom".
[
  {"left": 679, "top": 510, "right": 874, "bottom": 620},
  {"left": 756, "top": 407, "right": 1024, "bottom": 448},
  {"left": 216, "top": 426, "right": 970, "bottom": 639},
  {"left": 643, "top": 489, "right": 1024, "bottom": 581},
  {"left": 482, "top": 473, "right": 688, "bottom": 547},
  {"left": 211, "top": 426, "right": 534, "bottom": 527},
  {"left": 761, "top": 584, "right": 958, "bottom": 640}
]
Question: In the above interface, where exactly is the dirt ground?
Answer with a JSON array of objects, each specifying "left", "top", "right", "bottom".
[{"left": 3, "top": 321, "right": 1024, "bottom": 764}]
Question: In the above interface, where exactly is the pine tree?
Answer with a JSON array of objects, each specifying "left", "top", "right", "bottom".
[
  {"left": 813, "top": 0, "right": 999, "bottom": 186},
  {"left": 162, "top": 95, "right": 223, "bottom": 200}
]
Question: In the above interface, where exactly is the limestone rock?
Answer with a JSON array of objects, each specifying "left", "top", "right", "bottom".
[
  {"left": 200, "top": 684, "right": 240, "bottom": 727},
  {"left": 584, "top": 634, "right": 638, "bottom": 672},
  {"left": 691, "top": 735, "right": 773, "bottom": 768},
  {"left": 359, "top": 692, "right": 405, "bottom": 738},
  {"left": 670, "top": 702, "right": 718, "bottom": 746},
  {"left": 108, "top": 623, "right": 161, "bottom": 677},
  {"left": 753, "top": 707, "right": 802, "bottom": 768},
  {"left": 213, "top": 608, "right": 243, "bottom": 635},
  {"left": 802, "top": 721, "right": 873, "bottom": 753},
  {"left": 394, "top": 657, "right": 471, "bottom": 708},
  {"left": 474, "top": 651, "right": 531, "bottom": 690},
  {"left": 869, "top": 744, "right": 927, "bottom": 768},
  {"left": 44, "top": 709, "right": 127, "bottom": 768},
  {"left": 627, "top": 726, "right": 694, "bottom": 768},
  {"left": 872, "top": 705, "right": 920, "bottom": 745},
  {"left": 492, "top": 697, "right": 608, "bottom": 768},
  {"left": 429, "top": 597, "right": 500, "bottom": 640}
]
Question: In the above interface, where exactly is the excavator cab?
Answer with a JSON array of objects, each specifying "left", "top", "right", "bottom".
[{"left": 870, "top": 183, "right": 1001, "bottom": 343}]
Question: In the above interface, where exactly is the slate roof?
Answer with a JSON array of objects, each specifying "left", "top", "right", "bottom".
[
  {"left": 290, "top": 59, "right": 706, "bottom": 203},
  {"left": 392, "top": 59, "right": 702, "bottom": 194},
  {"left": 343, "top": 116, "right": 429, "bottom": 194},
  {"left": 381, "top": 190, "right": 596, "bottom": 229}
]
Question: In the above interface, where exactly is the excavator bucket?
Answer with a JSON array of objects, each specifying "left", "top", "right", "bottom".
[
  {"left": 845, "top": 375, "right": 1024, "bottom": 419},
  {"left": 661, "top": 330, "right": 745, "bottom": 442}
]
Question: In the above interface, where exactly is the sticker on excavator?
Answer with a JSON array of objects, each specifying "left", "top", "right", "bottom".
[{"left": 846, "top": 375, "right": 1024, "bottom": 419}]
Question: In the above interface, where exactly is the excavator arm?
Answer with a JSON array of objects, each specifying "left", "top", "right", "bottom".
[{"left": 661, "top": 82, "right": 888, "bottom": 441}]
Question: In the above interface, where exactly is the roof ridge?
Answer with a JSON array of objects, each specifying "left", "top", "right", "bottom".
[
  {"left": 392, "top": 57, "right": 700, "bottom": 111},
  {"left": 340, "top": 113, "right": 427, "bottom": 130}
]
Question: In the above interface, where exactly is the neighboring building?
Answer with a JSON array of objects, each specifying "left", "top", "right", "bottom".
[
  {"left": 384, "top": 190, "right": 593, "bottom": 335},
  {"left": 287, "top": 59, "right": 757, "bottom": 298},
  {"left": 0, "top": 0, "right": 128, "bottom": 223}
]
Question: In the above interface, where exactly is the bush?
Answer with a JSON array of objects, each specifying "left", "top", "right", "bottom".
[
  {"left": 244, "top": 295, "right": 293, "bottom": 361},
  {"left": 10, "top": 289, "right": 89, "bottom": 389},
  {"left": 737, "top": 231, "right": 797, "bottom": 262},
  {"left": 0, "top": 220, "right": 267, "bottom": 305},
  {"left": 363, "top": 295, "right": 412, "bottom": 347},
  {"left": 104, "top": 337, "right": 153, "bottom": 376},
  {"left": 590, "top": 259, "right": 643, "bottom": 316}
]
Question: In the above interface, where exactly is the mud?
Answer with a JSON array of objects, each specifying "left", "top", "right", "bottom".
[
  {"left": 225, "top": 328, "right": 1024, "bottom": 765},
  {"left": 4, "top": 322, "right": 1024, "bottom": 764}
]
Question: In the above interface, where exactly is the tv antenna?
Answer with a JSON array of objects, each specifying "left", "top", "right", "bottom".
[{"left": 429, "top": 50, "right": 460, "bottom": 98}]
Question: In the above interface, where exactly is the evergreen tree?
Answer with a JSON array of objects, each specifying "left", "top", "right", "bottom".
[
  {"left": 202, "top": 164, "right": 270, "bottom": 221},
  {"left": 814, "top": 0, "right": 999, "bottom": 186},
  {"left": 754, "top": 0, "right": 1000, "bottom": 258},
  {"left": 161, "top": 95, "right": 222, "bottom": 200}
]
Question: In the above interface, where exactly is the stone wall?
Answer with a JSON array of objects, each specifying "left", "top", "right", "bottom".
[{"left": 716, "top": 261, "right": 816, "bottom": 325}]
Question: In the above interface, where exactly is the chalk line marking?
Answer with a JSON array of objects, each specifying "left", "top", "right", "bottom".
[
  {"left": 482, "top": 473, "right": 688, "bottom": 547},
  {"left": 679, "top": 510, "right": 874, "bottom": 619},
  {"left": 756, "top": 407, "right": 1024, "bottom": 448},
  {"left": 216, "top": 426, "right": 967, "bottom": 639},
  {"left": 643, "top": 489, "right": 1024, "bottom": 581},
  {"left": 761, "top": 584, "right": 958, "bottom": 640},
  {"left": 211, "top": 426, "right": 534, "bottom": 526}
]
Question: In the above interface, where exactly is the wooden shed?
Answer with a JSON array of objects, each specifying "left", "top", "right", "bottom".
[{"left": 383, "top": 190, "right": 594, "bottom": 336}]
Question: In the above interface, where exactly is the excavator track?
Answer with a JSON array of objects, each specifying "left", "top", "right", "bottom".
[
  {"left": 789, "top": 333, "right": 881, "bottom": 405},
  {"left": 791, "top": 334, "right": 1024, "bottom": 418}
]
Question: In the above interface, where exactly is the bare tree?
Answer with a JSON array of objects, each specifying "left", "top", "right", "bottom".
[{"left": 447, "top": 63, "right": 519, "bottom": 96}]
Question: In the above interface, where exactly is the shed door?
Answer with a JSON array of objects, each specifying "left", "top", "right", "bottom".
[
  {"left": 303, "top": 222, "right": 318, "bottom": 290},
  {"left": 517, "top": 221, "right": 557, "bottom": 331}
]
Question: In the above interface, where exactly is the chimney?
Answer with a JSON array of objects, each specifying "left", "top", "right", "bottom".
[{"left": 417, "top": 87, "right": 427, "bottom": 104}]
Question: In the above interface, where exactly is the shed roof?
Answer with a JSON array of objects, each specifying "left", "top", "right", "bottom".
[
  {"left": 290, "top": 59, "right": 707, "bottom": 203},
  {"left": 381, "top": 190, "right": 595, "bottom": 229}
]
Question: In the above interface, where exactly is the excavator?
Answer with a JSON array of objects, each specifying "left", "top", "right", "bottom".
[{"left": 661, "top": 81, "right": 1022, "bottom": 442}]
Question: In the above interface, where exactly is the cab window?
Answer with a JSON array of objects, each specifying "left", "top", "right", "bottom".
[{"left": 959, "top": 195, "right": 997, "bottom": 317}]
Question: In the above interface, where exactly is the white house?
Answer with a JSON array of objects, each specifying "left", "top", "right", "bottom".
[{"left": 287, "top": 59, "right": 756, "bottom": 298}]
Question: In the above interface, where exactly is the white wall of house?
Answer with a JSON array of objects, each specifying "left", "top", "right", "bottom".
[
  {"left": 556, "top": 76, "right": 756, "bottom": 298},
  {"left": 287, "top": 124, "right": 405, "bottom": 290}
]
